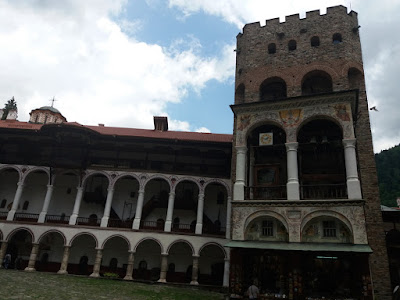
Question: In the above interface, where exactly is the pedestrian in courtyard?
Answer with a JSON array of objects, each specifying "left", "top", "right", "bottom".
[
  {"left": 247, "top": 279, "right": 259, "bottom": 299},
  {"left": 3, "top": 253, "right": 11, "bottom": 269}
]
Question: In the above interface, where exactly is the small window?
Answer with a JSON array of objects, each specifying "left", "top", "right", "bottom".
[
  {"left": 311, "top": 36, "right": 320, "bottom": 47},
  {"left": 262, "top": 220, "right": 274, "bottom": 236},
  {"left": 333, "top": 33, "right": 342, "bottom": 44},
  {"left": 268, "top": 43, "right": 276, "bottom": 54},
  {"left": 0, "top": 199, "right": 6, "bottom": 209},
  {"left": 22, "top": 201, "right": 29, "bottom": 210},
  {"left": 323, "top": 221, "right": 336, "bottom": 237},
  {"left": 288, "top": 40, "right": 297, "bottom": 51}
]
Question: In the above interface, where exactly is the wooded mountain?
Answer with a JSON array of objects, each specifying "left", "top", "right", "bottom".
[{"left": 375, "top": 144, "right": 400, "bottom": 207}]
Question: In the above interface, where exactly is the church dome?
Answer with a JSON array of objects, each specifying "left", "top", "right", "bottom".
[{"left": 38, "top": 106, "right": 61, "bottom": 114}]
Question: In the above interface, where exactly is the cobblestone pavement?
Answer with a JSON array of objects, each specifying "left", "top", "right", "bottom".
[{"left": 0, "top": 269, "right": 224, "bottom": 300}]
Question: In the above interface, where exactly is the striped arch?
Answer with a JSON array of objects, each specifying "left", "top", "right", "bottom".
[
  {"left": 22, "top": 166, "right": 51, "bottom": 184},
  {"left": 81, "top": 170, "right": 111, "bottom": 188},
  {"left": 0, "top": 165, "right": 22, "bottom": 181},
  {"left": 6, "top": 227, "right": 35, "bottom": 243},
  {"left": 199, "top": 242, "right": 227, "bottom": 259},
  {"left": 294, "top": 64, "right": 340, "bottom": 87},
  {"left": 242, "top": 118, "right": 287, "bottom": 144},
  {"left": 296, "top": 114, "right": 351, "bottom": 139},
  {"left": 134, "top": 237, "right": 163, "bottom": 254},
  {"left": 166, "top": 239, "right": 195, "bottom": 256},
  {"left": 244, "top": 210, "right": 289, "bottom": 234},
  {"left": 301, "top": 210, "right": 354, "bottom": 238},
  {"left": 256, "top": 71, "right": 294, "bottom": 88},
  {"left": 101, "top": 234, "right": 131, "bottom": 251},
  {"left": 143, "top": 174, "right": 172, "bottom": 192},
  {"left": 37, "top": 229, "right": 67, "bottom": 246},
  {"left": 174, "top": 177, "right": 202, "bottom": 193},
  {"left": 341, "top": 62, "right": 364, "bottom": 77},
  {"left": 204, "top": 179, "right": 231, "bottom": 197},
  {"left": 113, "top": 173, "right": 141, "bottom": 188},
  {"left": 69, "top": 232, "right": 99, "bottom": 248}
]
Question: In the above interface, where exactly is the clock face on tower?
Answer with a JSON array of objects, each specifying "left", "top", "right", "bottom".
[{"left": 259, "top": 132, "right": 273, "bottom": 146}]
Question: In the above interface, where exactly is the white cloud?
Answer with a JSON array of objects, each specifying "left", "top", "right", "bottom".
[
  {"left": 195, "top": 127, "right": 211, "bottom": 133},
  {"left": 0, "top": 0, "right": 234, "bottom": 131}
]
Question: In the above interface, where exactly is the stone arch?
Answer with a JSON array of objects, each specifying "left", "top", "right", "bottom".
[
  {"left": 6, "top": 227, "right": 35, "bottom": 242},
  {"left": 143, "top": 174, "right": 172, "bottom": 191},
  {"left": 69, "top": 232, "right": 98, "bottom": 248},
  {"left": 113, "top": 173, "right": 141, "bottom": 187},
  {"left": 340, "top": 62, "right": 364, "bottom": 77},
  {"left": 81, "top": 171, "right": 111, "bottom": 188},
  {"left": 296, "top": 114, "right": 345, "bottom": 139},
  {"left": 243, "top": 119, "right": 286, "bottom": 142},
  {"left": 166, "top": 239, "right": 195, "bottom": 256},
  {"left": 244, "top": 210, "right": 289, "bottom": 233},
  {"left": 294, "top": 64, "right": 339, "bottom": 87},
  {"left": 101, "top": 234, "right": 131, "bottom": 250},
  {"left": 301, "top": 70, "right": 333, "bottom": 95},
  {"left": 256, "top": 71, "right": 293, "bottom": 88},
  {"left": 204, "top": 179, "right": 231, "bottom": 197},
  {"left": 301, "top": 210, "right": 353, "bottom": 237},
  {"left": 134, "top": 237, "right": 163, "bottom": 254},
  {"left": 259, "top": 76, "right": 287, "bottom": 101},
  {"left": 0, "top": 165, "right": 22, "bottom": 181},
  {"left": 199, "top": 242, "right": 227, "bottom": 259},
  {"left": 22, "top": 166, "right": 50, "bottom": 184},
  {"left": 174, "top": 177, "right": 202, "bottom": 193},
  {"left": 37, "top": 230, "right": 67, "bottom": 246}
]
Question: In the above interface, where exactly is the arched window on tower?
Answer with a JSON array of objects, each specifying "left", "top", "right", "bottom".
[
  {"left": 288, "top": 40, "right": 297, "bottom": 51},
  {"left": 268, "top": 43, "right": 276, "bottom": 54},
  {"left": 311, "top": 36, "right": 320, "bottom": 47},
  {"left": 301, "top": 70, "right": 333, "bottom": 95},
  {"left": 260, "top": 77, "right": 287, "bottom": 101},
  {"left": 333, "top": 33, "right": 342, "bottom": 44},
  {"left": 235, "top": 84, "right": 245, "bottom": 104}
]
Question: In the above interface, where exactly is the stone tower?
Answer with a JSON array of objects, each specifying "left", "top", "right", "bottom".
[{"left": 229, "top": 5, "right": 391, "bottom": 299}]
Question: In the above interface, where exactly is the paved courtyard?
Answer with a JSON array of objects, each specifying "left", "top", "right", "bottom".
[{"left": 0, "top": 269, "right": 225, "bottom": 300}]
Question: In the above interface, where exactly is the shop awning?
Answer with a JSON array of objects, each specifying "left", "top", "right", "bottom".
[{"left": 225, "top": 241, "right": 373, "bottom": 253}]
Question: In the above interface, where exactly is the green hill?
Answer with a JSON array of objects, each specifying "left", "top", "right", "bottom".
[{"left": 375, "top": 144, "right": 400, "bottom": 207}]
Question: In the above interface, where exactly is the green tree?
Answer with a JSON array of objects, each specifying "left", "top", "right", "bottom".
[{"left": 1, "top": 97, "right": 17, "bottom": 120}]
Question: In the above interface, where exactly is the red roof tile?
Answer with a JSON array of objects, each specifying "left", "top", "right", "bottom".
[{"left": 0, "top": 120, "right": 232, "bottom": 143}]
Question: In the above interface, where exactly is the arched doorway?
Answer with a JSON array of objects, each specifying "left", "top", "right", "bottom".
[
  {"left": 102, "top": 236, "right": 130, "bottom": 278},
  {"left": 199, "top": 244, "right": 225, "bottom": 286},
  {"left": 37, "top": 231, "right": 65, "bottom": 272},
  {"left": 167, "top": 241, "right": 194, "bottom": 283},
  {"left": 69, "top": 234, "right": 97, "bottom": 275},
  {"left": 6, "top": 229, "right": 33, "bottom": 270},
  {"left": 134, "top": 239, "right": 162, "bottom": 281}
]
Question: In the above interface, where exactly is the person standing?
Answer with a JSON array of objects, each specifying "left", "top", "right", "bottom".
[
  {"left": 247, "top": 280, "right": 260, "bottom": 299},
  {"left": 3, "top": 253, "right": 11, "bottom": 269}
]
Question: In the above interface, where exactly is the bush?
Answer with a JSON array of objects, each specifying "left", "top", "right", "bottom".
[{"left": 103, "top": 272, "right": 119, "bottom": 279}]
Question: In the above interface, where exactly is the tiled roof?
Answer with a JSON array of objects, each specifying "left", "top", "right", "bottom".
[{"left": 0, "top": 120, "right": 233, "bottom": 143}]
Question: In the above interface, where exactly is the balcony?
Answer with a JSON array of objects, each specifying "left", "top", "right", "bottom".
[
  {"left": 45, "top": 214, "right": 70, "bottom": 224},
  {"left": 108, "top": 218, "right": 133, "bottom": 229},
  {"left": 300, "top": 183, "right": 347, "bottom": 200},
  {"left": 76, "top": 216, "right": 100, "bottom": 226},
  {"left": 14, "top": 212, "right": 39, "bottom": 222},
  {"left": 140, "top": 220, "right": 164, "bottom": 231},
  {"left": 0, "top": 211, "right": 8, "bottom": 220},
  {"left": 245, "top": 185, "right": 287, "bottom": 200}
]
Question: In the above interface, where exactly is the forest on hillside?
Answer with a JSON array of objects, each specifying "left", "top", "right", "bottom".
[{"left": 375, "top": 144, "right": 400, "bottom": 207}]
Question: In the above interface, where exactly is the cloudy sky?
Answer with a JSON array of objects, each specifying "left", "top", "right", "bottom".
[{"left": 0, "top": 0, "right": 399, "bottom": 152}]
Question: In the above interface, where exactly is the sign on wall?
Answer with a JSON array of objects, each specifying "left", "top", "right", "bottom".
[{"left": 259, "top": 132, "right": 273, "bottom": 146}]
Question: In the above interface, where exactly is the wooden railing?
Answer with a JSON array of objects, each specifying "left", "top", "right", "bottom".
[
  {"left": 14, "top": 212, "right": 39, "bottom": 222},
  {"left": 76, "top": 216, "right": 100, "bottom": 226},
  {"left": 45, "top": 214, "right": 70, "bottom": 224},
  {"left": 300, "top": 183, "right": 347, "bottom": 200},
  {"left": 140, "top": 220, "right": 164, "bottom": 231},
  {"left": 108, "top": 218, "right": 133, "bottom": 229},
  {"left": 0, "top": 211, "right": 8, "bottom": 220},
  {"left": 171, "top": 223, "right": 195, "bottom": 233},
  {"left": 245, "top": 185, "right": 287, "bottom": 200}
]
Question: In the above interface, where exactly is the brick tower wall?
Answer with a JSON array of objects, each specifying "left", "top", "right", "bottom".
[{"left": 231, "top": 5, "right": 391, "bottom": 298}]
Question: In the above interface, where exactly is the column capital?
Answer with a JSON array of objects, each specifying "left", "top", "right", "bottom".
[
  {"left": 46, "top": 184, "right": 54, "bottom": 189},
  {"left": 32, "top": 242, "right": 40, "bottom": 246},
  {"left": 192, "top": 254, "right": 200, "bottom": 258},
  {"left": 138, "top": 188, "right": 145, "bottom": 194},
  {"left": 76, "top": 186, "right": 83, "bottom": 191},
  {"left": 343, "top": 138, "right": 357, "bottom": 148},
  {"left": 95, "top": 248, "right": 103, "bottom": 251},
  {"left": 235, "top": 146, "right": 247, "bottom": 154},
  {"left": 285, "top": 142, "right": 299, "bottom": 151},
  {"left": 161, "top": 253, "right": 169, "bottom": 257},
  {"left": 198, "top": 193, "right": 205, "bottom": 198},
  {"left": 107, "top": 187, "right": 114, "bottom": 193},
  {"left": 17, "top": 182, "right": 24, "bottom": 187},
  {"left": 63, "top": 245, "right": 71, "bottom": 249},
  {"left": 169, "top": 192, "right": 175, "bottom": 197},
  {"left": 128, "top": 250, "right": 135, "bottom": 254}
]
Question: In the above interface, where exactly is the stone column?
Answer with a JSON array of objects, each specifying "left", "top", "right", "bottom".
[
  {"left": 190, "top": 255, "right": 199, "bottom": 285},
  {"left": 57, "top": 246, "right": 71, "bottom": 274},
  {"left": 100, "top": 188, "right": 115, "bottom": 227},
  {"left": 195, "top": 193, "right": 205, "bottom": 235},
  {"left": 286, "top": 142, "right": 300, "bottom": 200},
  {"left": 69, "top": 187, "right": 84, "bottom": 225},
  {"left": 164, "top": 192, "right": 176, "bottom": 232},
  {"left": 233, "top": 146, "right": 247, "bottom": 201},
  {"left": 7, "top": 182, "right": 24, "bottom": 221},
  {"left": 225, "top": 196, "right": 232, "bottom": 239},
  {"left": 123, "top": 251, "right": 135, "bottom": 281},
  {"left": 132, "top": 188, "right": 145, "bottom": 230},
  {"left": 0, "top": 241, "right": 8, "bottom": 268},
  {"left": 90, "top": 249, "right": 103, "bottom": 278},
  {"left": 25, "top": 243, "right": 39, "bottom": 272},
  {"left": 158, "top": 254, "right": 168, "bottom": 283},
  {"left": 38, "top": 185, "right": 54, "bottom": 223},
  {"left": 223, "top": 258, "right": 230, "bottom": 287},
  {"left": 343, "top": 139, "right": 362, "bottom": 199}
]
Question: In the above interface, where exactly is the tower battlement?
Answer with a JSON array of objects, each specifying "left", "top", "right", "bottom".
[{"left": 238, "top": 5, "right": 357, "bottom": 37}]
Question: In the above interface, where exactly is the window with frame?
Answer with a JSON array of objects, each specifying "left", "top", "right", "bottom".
[
  {"left": 323, "top": 220, "right": 336, "bottom": 237},
  {"left": 262, "top": 220, "right": 274, "bottom": 237}
]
